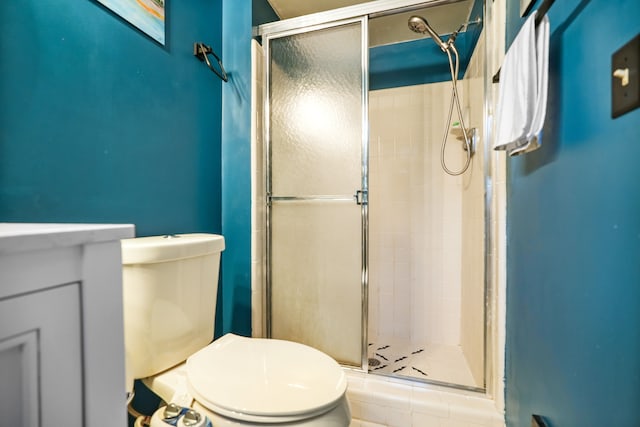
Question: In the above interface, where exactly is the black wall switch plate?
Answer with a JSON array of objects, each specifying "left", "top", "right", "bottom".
[{"left": 612, "top": 34, "right": 640, "bottom": 118}]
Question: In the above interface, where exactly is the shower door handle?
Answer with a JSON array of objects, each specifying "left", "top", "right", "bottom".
[{"left": 354, "top": 190, "right": 368, "bottom": 205}]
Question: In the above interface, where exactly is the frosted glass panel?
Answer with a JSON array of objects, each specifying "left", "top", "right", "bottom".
[
  {"left": 267, "top": 19, "right": 365, "bottom": 368},
  {"left": 270, "top": 23, "right": 362, "bottom": 196},
  {"left": 270, "top": 200, "right": 362, "bottom": 366}
]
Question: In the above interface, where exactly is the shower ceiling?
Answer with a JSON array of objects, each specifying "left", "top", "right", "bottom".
[{"left": 265, "top": 0, "right": 476, "bottom": 47}]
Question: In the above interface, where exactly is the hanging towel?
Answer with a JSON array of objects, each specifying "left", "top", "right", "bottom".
[{"left": 494, "top": 11, "right": 550, "bottom": 156}]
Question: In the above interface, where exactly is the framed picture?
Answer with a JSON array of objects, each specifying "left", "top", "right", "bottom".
[
  {"left": 520, "top": 0, "right": 535, "bottom": 17},
  {"left": 97, "top": 0, "right": 165, "bottom": 45}
]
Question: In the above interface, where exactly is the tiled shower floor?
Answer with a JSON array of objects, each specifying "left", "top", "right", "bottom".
[{"left": 367, "top": 341, "right": 478, "bottom": 388}]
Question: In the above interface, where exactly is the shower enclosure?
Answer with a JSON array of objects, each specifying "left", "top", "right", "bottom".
[{"left": 257, "top": 0, "right": 488, "bottom": 391}]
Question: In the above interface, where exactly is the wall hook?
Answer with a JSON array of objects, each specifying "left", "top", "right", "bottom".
[{"left": 194, "top": 42, "right": 228, "bottom": 82}]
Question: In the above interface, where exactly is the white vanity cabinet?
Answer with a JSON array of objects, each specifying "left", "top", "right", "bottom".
[{"left": 0, "top": 223, "right": 134, "bottom": 427}]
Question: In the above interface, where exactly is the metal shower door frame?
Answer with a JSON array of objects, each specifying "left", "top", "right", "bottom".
[{"left": 263, "top": 15, "right": 370, "bottom": 371}]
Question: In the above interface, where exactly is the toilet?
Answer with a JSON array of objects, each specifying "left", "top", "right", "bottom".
[{"left": 121, "top": 233, "right": 351, "bottom": 426}]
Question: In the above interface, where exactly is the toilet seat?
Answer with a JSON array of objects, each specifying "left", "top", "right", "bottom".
[{"left": 185, "top": 334, "right": 347, "bottom": 423}]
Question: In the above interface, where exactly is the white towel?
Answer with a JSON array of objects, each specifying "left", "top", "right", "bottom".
[{"left": 494, "top": 11, "right": 550, "bottom": 156}]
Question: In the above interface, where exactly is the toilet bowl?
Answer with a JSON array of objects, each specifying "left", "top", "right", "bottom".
[{"left": 121, "top": 234, "right": 350, "bottom": 426}]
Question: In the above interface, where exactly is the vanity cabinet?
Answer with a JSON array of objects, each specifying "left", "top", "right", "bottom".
[{"left": 0, "top": 223, "right": 134, "bottom": 427}]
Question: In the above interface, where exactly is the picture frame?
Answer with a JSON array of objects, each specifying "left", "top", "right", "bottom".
[{"left": 97, "top": 0, "right": 165, "bottom": 45}]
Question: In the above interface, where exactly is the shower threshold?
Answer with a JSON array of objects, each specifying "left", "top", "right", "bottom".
[{"left": 367, "top": 341, "right": 479, "bottom": 389}]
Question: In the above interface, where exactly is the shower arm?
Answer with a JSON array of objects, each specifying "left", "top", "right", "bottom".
[{"left": 444, "top": 24, "right": 465, "bottom": 50}]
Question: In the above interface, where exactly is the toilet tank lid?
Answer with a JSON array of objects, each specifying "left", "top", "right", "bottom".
[{"left": 121, "top": 233, "right": 225, "bottom": 265}]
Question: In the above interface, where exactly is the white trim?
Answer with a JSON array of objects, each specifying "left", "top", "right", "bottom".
[
  {"left": 346, "top": 369, "right": 505, "bottom": 426},
  {"left": 484, "top": 0, "right": 507, "bottom": 415}
]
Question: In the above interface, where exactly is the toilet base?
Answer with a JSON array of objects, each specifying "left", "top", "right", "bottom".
[{"left": 192, "top": 396, "right": 351, "bottom": 426}]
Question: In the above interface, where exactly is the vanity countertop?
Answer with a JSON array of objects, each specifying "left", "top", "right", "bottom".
[{"left": 0, "top": 222, "right": 135, "bottom": 254}]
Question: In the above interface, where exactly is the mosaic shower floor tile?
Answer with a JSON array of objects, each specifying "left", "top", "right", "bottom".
[{"left": 367, "top": 341, "right": 478, "bottom": 388}]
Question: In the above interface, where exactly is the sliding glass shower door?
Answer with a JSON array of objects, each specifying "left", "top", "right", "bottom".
[{"left": 265, "top": 18, "right": 368, "bottom": 367}]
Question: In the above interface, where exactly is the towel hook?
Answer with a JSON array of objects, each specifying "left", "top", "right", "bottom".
[{"left": 194, "top": 42, "right": 228, "bottom": 82}]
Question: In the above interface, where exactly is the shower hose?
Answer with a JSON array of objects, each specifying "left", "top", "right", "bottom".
[{"left": 441, "top": 43, "right": 472, "bottom": 176}]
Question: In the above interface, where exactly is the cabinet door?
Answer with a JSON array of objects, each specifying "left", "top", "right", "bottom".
[{"left": 0, "top": 284, "right": 83, "bottom": 427}]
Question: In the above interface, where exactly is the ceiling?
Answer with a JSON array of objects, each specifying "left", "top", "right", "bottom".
[
  {"left": 265, "top": 0, "right": 477, "bottom": 47},
  {"left": 266, "top": 0, "right": 371, "bottom": 19}
]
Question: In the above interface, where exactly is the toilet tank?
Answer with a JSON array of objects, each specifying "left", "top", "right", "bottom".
[{"left": 121, "top": 234, "right": 225, "bottom": 383}]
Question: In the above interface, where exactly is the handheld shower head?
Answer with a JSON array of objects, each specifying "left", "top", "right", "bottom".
[{"left": 408, "top": 15, "right": 448, "bottom": 51}]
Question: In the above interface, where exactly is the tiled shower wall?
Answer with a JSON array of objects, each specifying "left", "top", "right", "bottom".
[
  {"left": 368, "top": 33, "right": 486, "bottom": 385},
  {"left": 368, "top": 83, "right": 465, "bottom": 348}
]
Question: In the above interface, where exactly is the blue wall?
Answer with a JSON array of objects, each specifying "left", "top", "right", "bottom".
[
  {"left": 370, "top": 29, "right": 481, "bottom": 90},
  {"left": 504, "top": 0, "right": 640, "bottom": 425},
  {"left": 0, "top": 0, "right": 276, "bottom": 342},
  {"left": 0, "top": 0, "right": 223, "bottom": 237},
  {"left": 220, "top": 0, "right": 254, "bottom": 337}
]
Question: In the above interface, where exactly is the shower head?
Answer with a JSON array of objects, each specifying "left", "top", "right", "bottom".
[{"left": 407, "top": 15, "right": 448, "bottom": 51}]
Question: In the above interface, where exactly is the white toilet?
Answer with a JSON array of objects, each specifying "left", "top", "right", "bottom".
[{"left": 121, "top": 233, "right": 351, "bottom": 426}]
